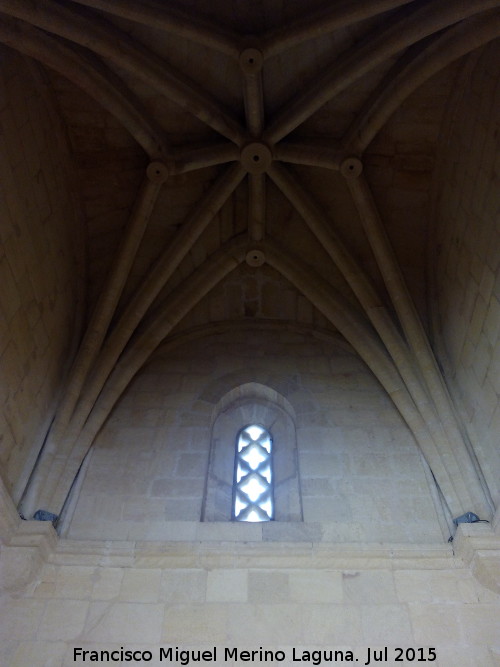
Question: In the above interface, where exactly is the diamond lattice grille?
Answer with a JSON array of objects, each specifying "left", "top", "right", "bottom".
[{"left": 233, "top": 425, "right": 273, "bottom": 522}]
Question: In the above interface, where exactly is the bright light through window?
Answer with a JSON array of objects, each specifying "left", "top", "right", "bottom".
[
  {"left": 241, "top": 444, "right": 267, "bottom": 470},
  {"left": 233, "top": 424, "right": 273, "bottom": 522},
  {"left": 240, "top": 475, "right": 267, "bottom": 502},
  {"left": 246, "top": 425, "right": 265, "bottom": 440}
]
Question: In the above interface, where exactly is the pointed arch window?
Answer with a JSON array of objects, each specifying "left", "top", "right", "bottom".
[{"left": 233, "top": 424, "right": 274, "bottom": 522}]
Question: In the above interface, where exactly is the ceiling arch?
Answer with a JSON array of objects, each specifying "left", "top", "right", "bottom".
[
  {"left": 41, "top": 233, "right": 476, "bottom": 520},
  {"left": 0, "top": 17, "right": 168, "bottom": 157},
  {"left": 7, "top": 0, "right": 497, "bottom": 521}
]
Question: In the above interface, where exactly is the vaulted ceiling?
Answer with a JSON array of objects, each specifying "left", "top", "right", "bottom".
[{"left": 2, "top": 0, "right": 499, "bottom": 520}]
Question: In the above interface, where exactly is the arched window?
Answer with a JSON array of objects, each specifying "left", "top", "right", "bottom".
[
  {"left": 202, "top": 382, "right": 302, "bottom": 523},
  {"left": 233, "top": 425, "right": 273, "bottom": 522}
]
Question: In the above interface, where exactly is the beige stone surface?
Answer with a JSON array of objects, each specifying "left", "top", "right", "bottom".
[
  {"left": 0, "top": 4, "right": 499, "bottom": 667},
  {"left": 394, "top": 569, "right": 479, "bottom": 603},
  {"left": 0, "top": 48, "right": 84, "bottom": 501},
  {"left": 361, "top": 604, "right": 413, "bottom": 644},
  {"left": 431, "top": 42, "right": 500, "bottom": 507},
  {"left": 163, "top": 603, "right": 229, "bottom": 643},
  {"left": 119, "top": 568, "right": 162, "bottom": 602},
  {"left": 161, "top": 569, "right": 207, "bottom": 604},
  {"left": 83, "top": 601, "right": 164, "bottom": 644},
  {"left": 301, "top": 604, "right": 362, "bottom": 644},
  {"left": 0, "top": 534, "right": 499, "bottom": 666},
  {"left": 248, "top": 571, "right": 289, "bottom": 603},
  {"left": 68, "top": 330, "right": 444, "bottom": 543},
  {"left": 38, "top": 599, "right": 89, "bottom": 641},
  {"left": 343, "top": 570, "right": 398, "bottom": 604},
  {"left": 288, "top": 570, "right": 343, "bottom": 603},
  {"left": 0, "top": 597, "right": 46, "bottom": 642},
  {"left": 7, "top": 641, "right": 67, "bottom": 667},
  {"left": 206, "top": 569, "right": 248, "bottom": 602},
  {"left": 90, "top": 567, "right": 124, "bottom": 600},
  {"left": 409, "top": 603, "right": 464, "bottom": 645}
]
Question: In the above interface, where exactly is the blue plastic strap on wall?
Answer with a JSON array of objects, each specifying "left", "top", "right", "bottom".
[
  {"left": 453, "top": 511, "right": 480, "bottom": 526},
  {"left": 33, "top": 509, "right": 58, "bottom": 523}
]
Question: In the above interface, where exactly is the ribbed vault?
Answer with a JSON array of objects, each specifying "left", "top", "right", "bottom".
[{"left": 3, "top": 0, "right": 499, "bottom": 523}]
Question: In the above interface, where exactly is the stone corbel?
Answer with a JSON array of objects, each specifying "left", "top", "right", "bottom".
[
  {"left": 0, "top": 476, "right": 57, "bottom": 592},
  {"left": 0, "top": 520, "right": 57, "bottom": 592},
  {"left": 453, "top": 522, "right": 500, "bottom": 595}
]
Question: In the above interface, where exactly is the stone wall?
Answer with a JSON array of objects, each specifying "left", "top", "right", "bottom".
[
  {"left": 430, "top": 43, "right": 500, "bottom": 508},
  {"left": 66, "top": 328, "right": 444, "bottom": 543},
  {"left": 174, "top": 263, "right": 332, "bottom": 333},
  {"left": 1, "top": 536, "right": 499, "bottom": 667},
  {"left": 0, "top": 48, "right": 85, "bottom": 501}
]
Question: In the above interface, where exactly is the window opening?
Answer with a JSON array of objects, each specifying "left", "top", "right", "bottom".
[{"left": 233, "top": 424, "right": 273, "bottom": 522}]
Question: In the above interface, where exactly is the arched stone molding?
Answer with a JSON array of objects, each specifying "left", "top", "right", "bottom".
[
  {"left": 263, "top": 239, "right": 484, "bottom": 518},
  {"left": 343, "top": 13, "right": 500, "bottom": 154},
  {"left": 22, "top": 175, "right": 245, "bottom": 518},
  {"left": 213, "top": 382, "right": 297, "bottom": 420},
  {"left": 263, "top": 0, "right": 500, "bottom": 143},
  {"left": 62, "top": 165, "right": 245, "bottom": 447},
  {"left": 39, "top": 238, "right": 247, "bottom": 516},
  {"left": 0, "top": 16, "right": 168, "bottom": 159},
  {"left": 0, "top": 0, "right": 245, "bottom": 144},
  {"left": 260, "top": 0, "right": 416, "bottom": 58},
  {"left": 200, "top": 369, "right": 305, "bottom": 411},
  {"left": 9, "top": 0, "right": 498, "bottom": 526},
  {"left": 35, "top": 235, "right": 473, "bottom": 521},
  {"left": 202, "top": 383, "right": 302, "bottom": 522},
  {"left": 68, "top": 0, "right": 240, "bottom": 58}
]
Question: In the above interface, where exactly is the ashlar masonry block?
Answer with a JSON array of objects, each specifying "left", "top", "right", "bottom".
[{"left": 206, "top": 569, "right": 248, "bottom": 602}]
